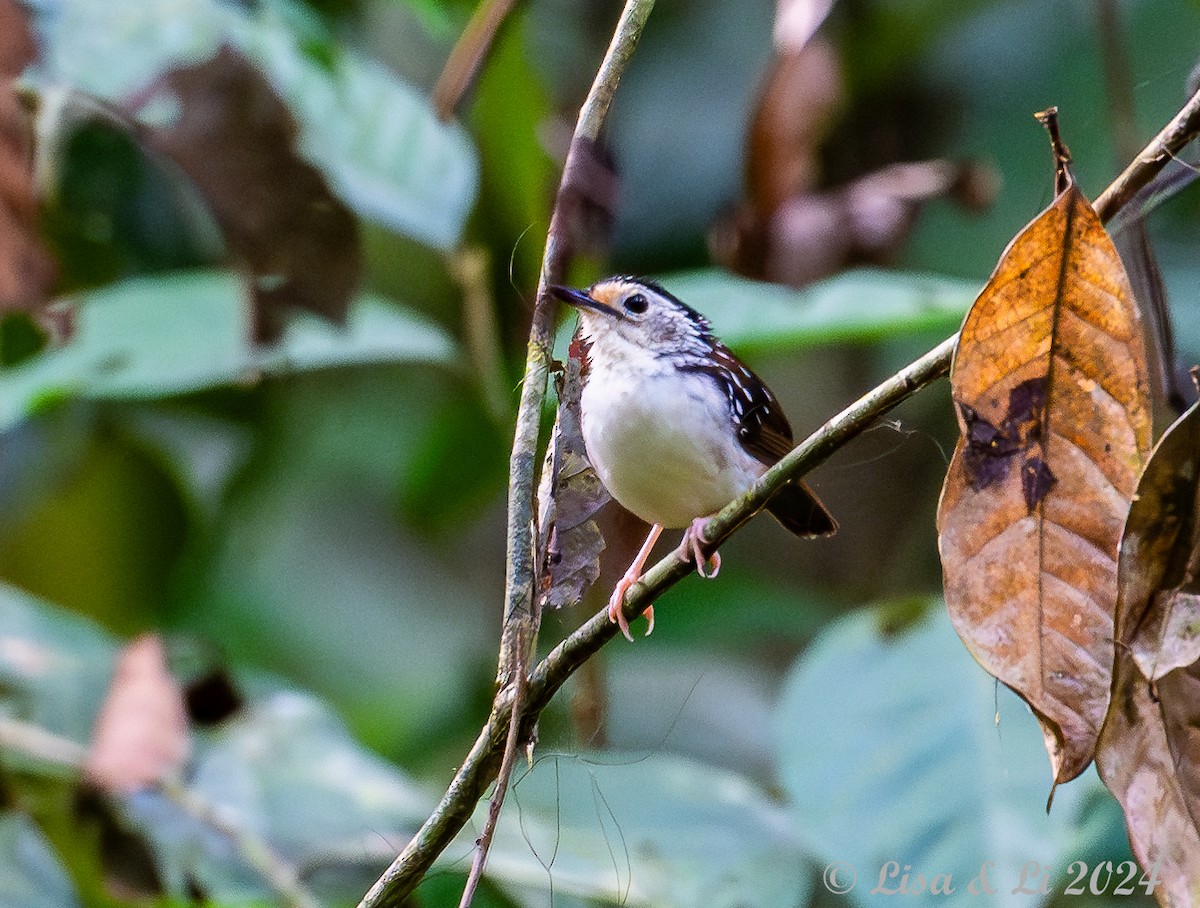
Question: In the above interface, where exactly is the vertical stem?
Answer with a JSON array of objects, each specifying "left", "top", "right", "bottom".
[
  {"left": 1095, "top": 0, "right": 1181, "bottom": 414},
  {"left": 499, "top": 0, "right": 657, "bottom": 687},
  {"left": 1096, "top": 0, "right": 1140, "bottom": 164},
  {"left": 357, "top": 3, "right": 657, "bottom": 905}
]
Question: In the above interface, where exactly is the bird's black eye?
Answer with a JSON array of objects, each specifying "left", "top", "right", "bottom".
[{"left": 624, "top": 293, "right": 649, "bottom": 314}]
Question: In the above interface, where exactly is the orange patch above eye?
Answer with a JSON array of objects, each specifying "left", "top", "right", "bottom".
[{"left": 589, "top": 283, "right": 621, "bottom": 307}]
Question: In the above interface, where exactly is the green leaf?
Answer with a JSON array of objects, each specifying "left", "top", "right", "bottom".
[
  {"left": 663, "top": 268, "right": 977, "bottom": 355},
  {"left": 262, "top": 291, "right": 459, "bottom": 373},
  {"left": 240, "top": 2, "right": 479, "bottom": 250},
  {"left": 0, "top": 811, "right": 81, "bottom": 908},
  {"left": 0, "top": 271, "right": 458, "bottom": 431},
  {"left": 0, "top": 314, "right": 49, "bottom": 368},
  {"left": 0, "top": 583, "right": 116, "bottom": 748},
  {"left": 192, "top": 691, "right": 431, "bottom": 852},
  {"left": 116, "top": 408, "right": 254, "bottom": 524},
  {"left": 776, "top": 603, "right": 1106, "bottom": 907},
  {"left": 455, "top": 753, "right": 811, "bottom": 908},
  {"left": 34, "top": 0, "right": 236, "bottom": 101},
  {"left": 30, "top": 0, "right": 479, "bottom": 250}
]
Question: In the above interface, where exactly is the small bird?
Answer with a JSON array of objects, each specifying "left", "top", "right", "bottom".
[{"left": 550, "top": 277, "right": 836, "bottom": 640}]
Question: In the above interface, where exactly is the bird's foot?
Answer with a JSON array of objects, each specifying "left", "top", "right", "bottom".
[
  {"left": 680, "top": 517, "right": 721, "bottom": 579},
  {"left": 607, "top": 572, "right": 655, "bottom": 641}
]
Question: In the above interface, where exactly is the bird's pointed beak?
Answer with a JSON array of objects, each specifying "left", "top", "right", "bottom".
[{"left": 549, "top": 285, "right": 623, "bottom": 319}]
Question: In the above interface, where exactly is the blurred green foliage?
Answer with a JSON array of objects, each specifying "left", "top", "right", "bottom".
[{"left": 2, "top": 0, "right": 1199, "bottom": 906}]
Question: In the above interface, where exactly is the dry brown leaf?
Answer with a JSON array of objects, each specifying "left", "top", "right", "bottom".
[
  {"left": 0, "top": 0, "right": 34, "bottom": 73},
  {"left": 745, "top": 37, "right": 843, "bottom": 220},
  {"left": 84, "top": 634, "right": 190, "bottom": 795},
  {"left": 773, "top": 0, "right": 836, "bottom": 52},
  {"left": 555, "top": 136, "right": 618, "bottom": 263},
  {"left": 716, "top": 0, "right": 995, "bottom": 286},
  {"left": 132, "top": 45, "right": 361, "bottom": 343},
  {"left": 714, "top": 154, "right": 995, "bottom": 286},
  {"left": 536, "top": 335, "right": 610, "bottom": 610},
  {"left": 757, "top": 0, "right": 842, "bottom": 214},
  {"left": 1097, "top": 655, "right": 1200, "bottom": 906},
  {"left": 1116, "top": 402, "right": 1199, "bottom": 644},
  {"left": 1158, "top": 664, "right": 1200, "bottom": 834},
  {"left": 937, "top": 118, "right": 1152, "bottom": 784},
  {"left": 1134, "top": 588, "right": 1200, "bottom": 680},
  {"left": 1096, "top": 401, "right": 1200, "bottom": 903},
  {"left": 725, "top": 0, "right": 843, "bottom": 267},
  {"left": 0, "top": 0, "right": 56, "bottom": 311},
  {"left": 1116, "top": 400, "right": 1200, "bottom": 681}
]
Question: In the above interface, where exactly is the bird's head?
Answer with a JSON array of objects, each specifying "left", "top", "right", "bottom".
[{"left": 550, "top": 277, "right": 712, "bottom": 358}]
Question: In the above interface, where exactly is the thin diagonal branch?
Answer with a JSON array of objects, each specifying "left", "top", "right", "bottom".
[
  {"left": 525, "top": 334, "right": 959, "bottom": 705},
  {"left": 523, "top": 82, "right": 1200, "bottom": 718},
  {"left": 358, "top": 62, "right": 1200, "bottom": 908},
  {"left": 0, "top": 717, "right": 318, "bottom": 908},
  {"left": 1094, "top": 82, "right": 1200, "bottom": 222}
]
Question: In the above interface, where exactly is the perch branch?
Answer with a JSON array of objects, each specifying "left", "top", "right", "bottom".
[
  {"left": 1094, "top": 82, "right": 1200, "bottom": 222},
  {"left": 525, "top": 334, "right": 959, "bottom": 703},
  {"left": 357, "top": 57, "right": 1200, "bottom": 908}
]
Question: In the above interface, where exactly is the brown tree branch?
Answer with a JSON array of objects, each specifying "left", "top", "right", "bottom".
[
  {"left": 1094, "top": 82, "right": 1200, "bottom": 222},
  {"left": 432, "top": 0, "right": 521, "bottom": 122},
  {"left": 357, "top": 67, "right": 1200, "bottom": 908}
]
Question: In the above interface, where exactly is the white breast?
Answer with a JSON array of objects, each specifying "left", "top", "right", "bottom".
[{"left": 580, "top": 350, "right": 765, "bottom": 528}]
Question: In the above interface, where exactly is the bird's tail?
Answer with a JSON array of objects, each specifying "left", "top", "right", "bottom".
[{"left": 766, "top": 480, "right": 837, "bottom": 537}]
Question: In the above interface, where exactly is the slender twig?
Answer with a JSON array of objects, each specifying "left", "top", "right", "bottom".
[
  {"left": 1096, "top": 0, "right": 1140, "bottom": 165},
  {"left": 459, "top": 0, "right": 656, "bottom": 896},
  {"left": 456, "top": 698, "right": 523, "bottom": 908},
  {"left": 1094, "top": 83, "right": 1200, "bottom": 222},
  {"left": 525, "top": 334, "right": 959, "bottom": 705},
  {"left": 0, "top": 716, "right": 317, "bottom": 908},
  {"left": 357, "top": 56, "right": 1200, "bottom": 908},
  {"left": 360, "top": 5, "right": 656, "bottom": 908},
  {"left": 497, "top": 0, "right": 653, "bottom": 693},
  {"left": 0, "top": 715, "right": 87, "bottom": 772},
  {"left": 452, "top": 245, "right": 510, "bottom": 422},
  {"left": 161, "top": 780, "right": 321, "bottom": 908},
  {"left": 433, "top": 0, "right": 521, "bottom": 121}
]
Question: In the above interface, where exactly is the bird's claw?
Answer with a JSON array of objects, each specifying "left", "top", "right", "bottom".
[
  {"left": 680, "top": 517, "right": 721, "bottom": 578},
  {"left": 607, "top": 575, "right": 654, "bottom": 640}
]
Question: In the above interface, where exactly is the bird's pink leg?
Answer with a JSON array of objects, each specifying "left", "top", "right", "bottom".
[
  {"left": 608, "top": 523, "right": 663, "bottom": 640},
  {"left": 679, "top": 516, "right": 721, "bottom": 579}
]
